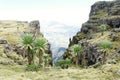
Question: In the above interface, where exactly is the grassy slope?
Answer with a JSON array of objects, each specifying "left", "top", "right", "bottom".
[
  {"left": 0, "top": 21, "right": 29, "bottom": 44},
  {"left": 0, "top": 21, "right": 120, "bottom": 80},
  {"left": 0, "top": 62, "right": 120, "bottom": 80}
]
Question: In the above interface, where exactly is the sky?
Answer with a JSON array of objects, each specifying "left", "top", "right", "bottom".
[
  {"left": 0, "top": 0, "right": 113, "bottom": 57},
  {"left": 0, "top": 0, "right": 113, "bottom": 26}
]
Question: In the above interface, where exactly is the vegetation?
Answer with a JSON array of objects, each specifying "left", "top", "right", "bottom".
[
  {"left": 43, "top": 53, "right": 50, "bottom": 67},
  {"left": 56, "top": 58, "right": 71, "bottom": 69},
  {"left": 21, "top": 33, "right": 49, "bottom": 70},
  {"left": 99, "top": 40, "right": 112, "bottom": 63},
  {"left": 25, "top": 64, "right": 41, "bottom": 71},
  {"left": 99, "top": 24, "right": 106, "bottom": 35},
  {"left": 35, "top": 37, "right": 47, "bottom": 67},
  {"left": 0, "top": 1, "right": 120, "bottom": 79},
  {"left": 72, "top": 44, "right": 83, "bottom": 66},
  {"left": 99, "top": 40, "right": 112, "bottom": 50},
  {"left": 0, "top": 63, "right": 120, "bottom": 80},
  {"left": 21, "top": 34, "right": 34, "bottom": 65}
]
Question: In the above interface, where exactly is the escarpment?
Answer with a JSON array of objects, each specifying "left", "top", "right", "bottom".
[
  {"left": 64, "top": 0, "right": 120, "bottom": 67},
  {"left": 69, "top": 0, "right": 120, "bottom": 45}
]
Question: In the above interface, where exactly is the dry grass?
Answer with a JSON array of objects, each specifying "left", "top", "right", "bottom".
[
  {"left": 0, "top": 21, "right": 29, "bottom": 44},
  {"left": 0, "top": 62, "right": 120, "bottom": 80},
  {"left": 0, "top": 21, "right": 120, "bottom": 80},
  {"left": 88, "top": 31, "right": 110, "bottom": 44}
]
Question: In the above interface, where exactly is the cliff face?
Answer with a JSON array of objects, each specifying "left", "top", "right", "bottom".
[
  {"left": 64, "top": 0, "right": 120, "bottom": 66},
  {"left": 70, "top": 0, "right": 120, "bottom": 45}
]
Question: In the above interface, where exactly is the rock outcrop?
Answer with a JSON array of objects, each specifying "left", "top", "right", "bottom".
[
  {"left": 0, "top": 20, "right": 52, "bottom": 65},
  {"left": 81, "top": 0, "right": 120, "bottom": 34},
  {"left": 69, "top": 0, "right": 120, "bottom": 45},
  {"left": 64, "top": 0, "right": 120, "bottom": 66}
]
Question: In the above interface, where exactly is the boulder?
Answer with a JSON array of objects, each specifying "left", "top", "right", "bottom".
[
  {"left": 29, "top": 20, "right": 40, "bottom": 29},
  {"left": 0, "top": 38, "right": 7, "bottom": 44},
  {"left": 109, "top": 32, "right": 119, "bottom": 41},
  {"left": 29, "top": 20, "right": 41, "bottom": 37}
]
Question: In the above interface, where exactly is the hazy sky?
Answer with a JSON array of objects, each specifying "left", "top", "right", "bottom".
[{"left": 0, "top": 0, "right": 113, "bottom": 26}]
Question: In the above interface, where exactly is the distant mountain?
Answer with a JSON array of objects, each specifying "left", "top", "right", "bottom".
[
  {"left": 41, "top": 21, "right": 80, "bottom": 47},
  {"left": 41, "top": 21, "right": 80, "bottom": 62},
  {"left": 52, "top": 47, "right": 66, "bottom": 65},
  {"left": 57, "top": 47, "right": 66, "bottom": 53}
]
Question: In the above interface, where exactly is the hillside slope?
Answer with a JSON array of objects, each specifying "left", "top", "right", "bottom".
[
  {"left": 0, "top": 20, "right": 52, "bottom": 65},
  {"left": 64, "top": 0, "right": 120, "bottom": 68}
]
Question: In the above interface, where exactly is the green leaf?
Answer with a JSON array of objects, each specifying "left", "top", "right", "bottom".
[
  {"left": 99, "top": 24, "right": 106, "bottom": 31},
  {"left": 22, "top": 34, "right": 34, "bottom": 45},
  {"left": 35, "top": 37, "right": 47, "bottom": 50},
  {"left": 72, "top": 44, "right": 83, "bottom": 55}
]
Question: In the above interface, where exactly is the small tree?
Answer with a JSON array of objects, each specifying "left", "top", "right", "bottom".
[
  {"left": 99, "top": 24, "right": 106, "bottom": 35},
  {"left": 99, "top": 40, "right": 112, "bottom": 63},
  {"left": 72, "top": 44, "right": 83, "bottom": 66},
  {"left": 22, "top": 34, "right": 34, "bottom": 65},
  {"left": 35, "top": 37, "right": 47, "bottom": 67}
]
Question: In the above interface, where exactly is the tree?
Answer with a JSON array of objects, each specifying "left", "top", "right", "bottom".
[
  {"left": 72, "top": 44, "right": 83, "bottom": 66},
  {"left": 22, "top": 34, "right": 34, "bottom": 65},
  {"left": 99, "top": 40, "right": 112, "bottom": 63},
  {"left": 99, "top": 24, "right": 106, "bottom": 35},
  {"left": 35, "top": 37, "right": 47, "bottom": 67}
]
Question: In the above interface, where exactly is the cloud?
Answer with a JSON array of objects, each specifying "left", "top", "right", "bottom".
[{"left": 0, "top": 7, "right": 89, "bottom": 26}]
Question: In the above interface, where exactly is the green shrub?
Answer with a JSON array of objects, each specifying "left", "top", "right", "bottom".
[
  {"left": 72, "top": 44, "right": 83, "bottom": 55},
  {"left": 99, "top": 40, "right": 112, "bottom": 50},
  {"left": 25, "top": 64, "right": 41, "bottom": 71},
  {"left": 99, "top": 24, "right": 106, "bottom": 31},
  {"left": 72, "top": 44, "right": 83, "bottom": 66},
  {"left": 22, "top": 34, "right": 34, "bottom": 45},
  {"left": 56, "top": 58, "right": 71, "bottom": 69},
  {"left": 99, "top": 40, "right": 112, "bottom": 64},
  {"left": 99, "top": 24, "right": 107, "bottom": 35},
  {"left": 77, "top": 32, "right": 86, "bottom": 39}
]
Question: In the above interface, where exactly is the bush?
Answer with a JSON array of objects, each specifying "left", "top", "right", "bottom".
[
  {"left": 99, "top": 24, "right": 106, "bottom": 31},
  {"left": 99, "top": 40, "right": 112, "bottom": 50},
  {"left": 99, "top": 24, "right": 107, "bottom": 35},
  {"left": 25, "top": 64, "right": 41, "bottom": 71},
  {"left": 56, "top": 58, "right": 71, "bottom": 69}
]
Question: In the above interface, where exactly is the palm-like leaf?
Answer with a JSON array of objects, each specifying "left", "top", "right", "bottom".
[
  {"left": 35, "top": 37, "right": 48, "bottom": 67},
  {"left": 21, "top": 34, "right": 34, "bottom": 65},
  {"left": 35, "top": 38, "right": 47, "bottom": 50},
  {"left": 72, "top": 44, "right": 84, "bottom": 66},
  {"left": 22, "top": 34, "right": 34, "bottom": 45},
  {"left": 73, "top": 44, "right": 83, "bottom": 55}
]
